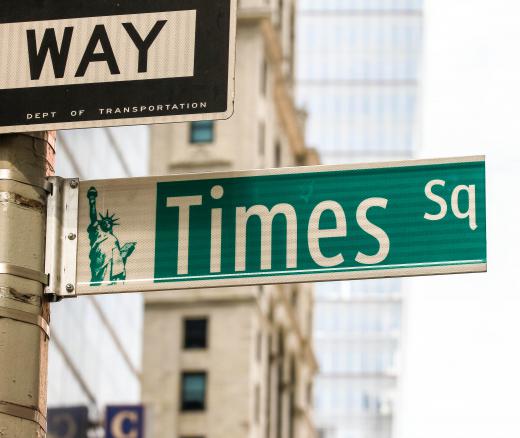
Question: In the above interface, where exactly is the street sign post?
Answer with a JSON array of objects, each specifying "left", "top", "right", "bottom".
[
  {"left": 0, "top": 0, "right": 237, "bottom": 133},
  {"left": 45, "top": 156, "right": 487, "bottom": 298}
]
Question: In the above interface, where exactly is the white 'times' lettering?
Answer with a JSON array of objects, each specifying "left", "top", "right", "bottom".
[
  {"left": 167, "top": 189, "right": 393, "bottom": 277},
  {"left": 355, "top": 198, "right": 390, "bottom": 265},
  {"left": 210, "top": 185, "right": 225, "bottom": 273},
  {"left": 307, "top": 201, "right": 347, "bottom": 267},
  {"left": 235, "top": 204, "right": 298, "bottom": 272},
  {"left": 166, "top": 195, "right": 203, "bottom": 275}
]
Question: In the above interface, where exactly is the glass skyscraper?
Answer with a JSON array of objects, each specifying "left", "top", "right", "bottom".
[
  {"left": 297, "top": 0, "right": 422, "bottom": 163},
  {"left": 296, "top": 1, "right": 423, "bottom": 438}
]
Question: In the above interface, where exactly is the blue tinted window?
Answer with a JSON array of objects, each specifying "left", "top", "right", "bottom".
[
  {"left": 181, "top": 372, "right": 207, "bottom": 411},
  {"left": 190, "top": 121, "right": 214, "bottom": 144}
]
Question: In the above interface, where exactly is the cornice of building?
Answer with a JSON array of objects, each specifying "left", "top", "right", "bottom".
[
  {"left": 240, "top": 15, "right": 319, "bottom": 166},
  {"left": 144, "top": 287, "right": 258, "bottom": 306},
  {"left": 261, "top": 20, "right": 306, "bottom": 162},
  {"left": 295, "top": 405, "right": 317, "bottom": 437},
  {"left": 303, "top": 147, "right": 321, "bottom": 165}
]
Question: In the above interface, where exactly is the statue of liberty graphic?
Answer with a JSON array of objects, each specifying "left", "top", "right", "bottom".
[{"left": 87, "top": 187, "right": 136, "bottom": 286}]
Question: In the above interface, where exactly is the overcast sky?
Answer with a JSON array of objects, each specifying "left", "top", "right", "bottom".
[{"left": 398, "top": 1, "right": 520, "bottom": 437}]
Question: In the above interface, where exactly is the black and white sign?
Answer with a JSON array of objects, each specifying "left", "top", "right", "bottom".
[{"left": 0, "top": 0, "right": 236, "bottom": 133}]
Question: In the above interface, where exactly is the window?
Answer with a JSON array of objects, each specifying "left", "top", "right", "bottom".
[
  {"left": 278, "top": 0, "right": 284, "bottom": 28},
  {"left": 261, "top": 59, "right": 268, "bottom": 95},
  {"left": 181, "top": 372, "right": 207, "bottom": 411},
  {"left": 190, "top": 121, "right": 214, "bottom": 144},
  {"left": 291, "top": 287, "right": 298, "bottom": 308},
  {"left": 183, "top": 318, "right": 208, "bottom": 349},
  {"left": 258, "top": 121, "right": 266, "bottom": 156},
  {"left": 254, "top": 384, "right": 260, "bottom": 424},
  {"left": 256, "top": 331, "right": 262, "bottom": 363},
  {"left": 275, "top": 141, "right": 281, "bottom": 167},
  {"left": 307, "top": 382, "right": 313, "bottom": 405}
]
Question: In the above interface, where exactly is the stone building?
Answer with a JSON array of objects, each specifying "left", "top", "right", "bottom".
[{"left": 142, "top": 1, "right": 318, "bottom": 437}]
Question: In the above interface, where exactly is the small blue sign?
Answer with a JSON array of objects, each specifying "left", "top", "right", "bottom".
[
  {"left": 48, "top": 406, "right": 89, "bottom": 438},
  {"left": 105, "top": 405, "right": 145, "bottom": 438}
]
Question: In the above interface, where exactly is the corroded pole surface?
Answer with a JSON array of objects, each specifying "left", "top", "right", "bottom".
[{"left": 0, "top": 132, "right": 55, "bottom": 437}]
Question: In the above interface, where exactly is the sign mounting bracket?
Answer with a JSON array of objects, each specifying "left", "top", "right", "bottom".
[{"left": 45, "top": 177, "right": 79, "bottom": 300}]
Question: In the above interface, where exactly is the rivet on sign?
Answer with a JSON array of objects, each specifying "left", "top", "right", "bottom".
[
  {"left": 66, "top": 284, "right": 75, "bottom": 293},
  {"left": 67, "top": 233, "right": 77, "bottom": 240},
  {"left": 69, "top": 180, "right": 79, "bottom": 189}
]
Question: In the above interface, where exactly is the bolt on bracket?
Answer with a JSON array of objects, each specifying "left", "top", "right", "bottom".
[{"left": 45, "top": 177, "right": 79, "bottom": 298}]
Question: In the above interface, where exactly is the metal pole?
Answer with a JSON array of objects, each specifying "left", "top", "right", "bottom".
[{"left": 0, "top": 132, "right": 55, "bottom": 437}]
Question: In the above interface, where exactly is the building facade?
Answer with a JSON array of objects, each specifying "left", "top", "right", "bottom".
[
  {"left": 297, "top": 0, "right": 422, "bottom": 163},
  {"left": 142, "top": 1, "right": 318, "bottom": 437},
  {"left": 296, "top": 1, "right": 423, "bottom": 438},
  {"left": 47, "top": 126, "right": 149, "bottom": 434}
]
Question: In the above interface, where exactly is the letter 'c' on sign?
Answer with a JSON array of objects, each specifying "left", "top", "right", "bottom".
[{"left": 110, "top": 410, "right": 139, "bottom": 438}]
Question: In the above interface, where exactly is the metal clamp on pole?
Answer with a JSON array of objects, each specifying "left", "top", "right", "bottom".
[
  {"left": 0, "top": 169, "right": 52, "bottom": 193},
  {"left": 44, "top": 177, "right": 79, "bottom": 299},
  {"left": 0, "top": 263, "right": 48, "bottom": 285},
  {"left": 0, "top": 307, "right": 50, "bottom": 339},
  {"left": 0, "top": 401, "right": 47, "bottom": 433}
]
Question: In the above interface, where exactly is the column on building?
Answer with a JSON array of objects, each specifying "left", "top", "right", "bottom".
[{"left": 143, "top": 1, "right": 318, "bottom": 438}]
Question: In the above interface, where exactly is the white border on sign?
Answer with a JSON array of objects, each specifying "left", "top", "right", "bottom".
[
  {"left": 76, "top": 263, "right": 487, "bottom": 296},
  {"left": 81, "top": 155, "right": 486, "bottom": 186}
]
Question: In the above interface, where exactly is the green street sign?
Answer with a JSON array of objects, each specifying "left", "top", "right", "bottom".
[{"left": 46, "top": 156, "right": 486, "bottom": 297}]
